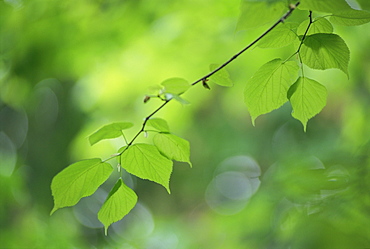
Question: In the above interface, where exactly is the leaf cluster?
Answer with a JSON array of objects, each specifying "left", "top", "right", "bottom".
[{"left": 50, "top": 0, "right": 370, "bottom": 234}]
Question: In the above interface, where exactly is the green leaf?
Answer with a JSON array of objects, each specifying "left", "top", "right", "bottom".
[
  {"left": 288, "top": 77, "right": 327, "bottom": 131},
  {"left": 120, "top": 144, "right": 173, "bottom": 193},
  {"left": 258, "top": 22, "right": 299, "bottom": 48},
  {"left": 297, "top": 17, "right": 333, "bottom": 36},
  {"left": 356, "top": 0, "right": 370, "bottom": 11},
  {"left": 237, "top": 1, "right": 287, "bottom": 31},
  {"left": 98, "top": 179, "right": 137, "bottom": 235},
  {"left": 153, "top": 133, "right": 192, "bottom": 167},
  {"left": 89, "top": 122, "right": 134, "bottom": 146},
  {"left": 330, "top": 9, "right": 370, "bottom": 26},
  {"left": 161, "top": 78, "right": 190, "bottom": 95},
  {"left": 300, "top": 33, "right": 350, "bottom": 76},
  {"left": 209, "top": 64, "right": 233, "bottom": 87},
  {"left": 146, "top": 118, "right": 170, "bottom": 132},
  {"left": 51, "top": 158, "right": 113, "bottom": 215},
  {"left": 164, "top": 93, "right": 190, "bottom": 105},
  {"left": 244, "top": 59, "right": 299, "bottom": 124},
  {"left": 299, "top": 0, "right": 351, "bottom": 13}
]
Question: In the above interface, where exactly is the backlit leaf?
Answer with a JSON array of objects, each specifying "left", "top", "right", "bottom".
[
  {"left": 147, "top": 118, "right": 170, "bottom": 132},
  {"left": 300, "top": 33, "right": 350, "bottom": 76},
  {"left": 98, "top": 179, "right": 137, "bottom": 235},
  {"left": 89, "top": 122, "right": 133, "bottom": 145},
  {"left": 288, "top": 77, "right": 327, "bottom": 131},
  {"left": 209, "top": 64, "right": 233, "bottom": 87},
  {"left": 244, "top": 59, "right": 299, "bottom": 124},
  {"left": 51, "top": 158, "right": 113, "bottom": 214},
  {"left": 297, "top": 17, "right": 333, "bottom": 35},
  {"left": 299, "top": 0, "right": 351, "bottom": 13},
  {"left": 161, "top": 78, "right": 190, "bottom": 95},
  {"left": 120, "top": 144, "right": 173, "bottom": 193},
  {"left": 164, "top": 93, "right": 190, "bottom": 105},
  {"left": 237, "top": 1, "right": 286, "bottom": 30},
  {"left": 330, "top": 9, "right": 370, "bottom": 26},
  {"left": 258, "top": 22, "right": 299, "bottom": 48},
  {"left": 154, "top": 133, "right": 192, "bottom": 167}
]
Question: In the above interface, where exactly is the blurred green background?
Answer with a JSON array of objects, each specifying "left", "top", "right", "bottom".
[{"left": 1, "top": 0, "right": 369, "bottom": 248}]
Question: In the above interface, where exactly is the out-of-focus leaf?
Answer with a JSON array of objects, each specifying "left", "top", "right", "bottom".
[
  {"left": 209, "top": 64, "right": 233, "bottom": 87},
  {"left": 330, "top": 9, "right": 370, "bottom": 26},
  {"left": 237, "top": 1, "right": 287, "bottom": 30},
  {"left": 161, "top": 78, "right": 190, "bottom": 95},
  {"left": 299, "top": 0, "right": 351, "bottom": 13},
  {"left": 258, "top": 22, "right": 299, "bottom": 48}
]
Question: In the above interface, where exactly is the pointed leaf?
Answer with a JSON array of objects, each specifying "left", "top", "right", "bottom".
[
  {"left": 146, "top": 118, "right": 170, "bottom": 132},
  {"left": 120, "top": 144, "right": 173, "bottom": 193},
  {"left": 237, "top": 1, "right": 286, "bottom": 30},
  {"left": 258, "top": 22, "right": 299, "bottom": 48},
  {"left": 330, "top": 9, "right": 370, "bottom": 26},
  {"left": 51, "top": 158, "right": 113, "bottom": 214},
  {"left": 161, "top": 78, "right": 190, "bottom": 95},
  {"left": 98, "top": 179, "right": 138, "bottom": 235},
  {"left": 153, "top": 133, "right": 192, "bottom": 167},
  {"left": 288, "top": 77, "right": 327, "bottom": 131},
  {"left": 244, "top": 59, "right": 299, "bottom": 124},
  {"left": 297, "top": 17, "right": 333, "bottom": 36},
  {"left": 89, "top": 122, "right": 134, "bottom": 145},
  {"left": 300, "top": 33, "right": 350, "bottom": 76},
  {"left": 209, "top": 64, "right": 233, "bottom": 87},
  {"left": 299, "top": 0, "right": 351, "bottom": 13}
]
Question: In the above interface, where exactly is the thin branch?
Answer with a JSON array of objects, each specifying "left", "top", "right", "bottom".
[{"left": 122, "top": 1, "right": 301, "bottom": 151}]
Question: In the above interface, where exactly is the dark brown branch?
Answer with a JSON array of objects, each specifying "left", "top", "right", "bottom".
[{"left": 123, "top": 1, "right": 301, "bottom": 150}]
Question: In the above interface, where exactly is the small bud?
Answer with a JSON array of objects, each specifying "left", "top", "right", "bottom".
[
  {"left": 202, "top": 78, "right": 211, "bottom": 90},
  {"left": 117, "top": 164, "right": 121, "bottom": 172},
  {"left": 144, "top": 95, "right": 151, "bottom": 103},
  {"left": 144, "top": 131, "right": 148, "bottom": 138},
  {"left": 289, "top": 4, "right": 296, "bottom": 10}
]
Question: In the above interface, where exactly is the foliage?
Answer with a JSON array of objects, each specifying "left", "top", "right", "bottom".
[{"left": 47, "top": 0, "right": 370, "bottom": 234}]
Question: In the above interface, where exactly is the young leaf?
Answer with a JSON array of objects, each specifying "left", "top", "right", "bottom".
[
  {"left": 288, "top": 77, "right": 327, "bottom": 131},
  {"left": 299, "top": 0, "right": 351, "bottom": 13},
  {"left": 258, "top": 22, "right": 299, "bottom": 48},
  {"left": 153, "top": 133, "right": 192, "bottom": 167},
  {"left": 98, "top": 179, "right": 138, "bottom": 235},
  {"left": 164, "top": 93, "right": 190, "bottom": 105},
  {"left": 297, "top": 17, "right": 333, "bottom": 36},
  {"left": 330, "top": 9, "right": 370, "bottom": 26},
  {"left": 120, "top": 144, "right": 173, "bottom": 193},
  {"left": 161, "top": 78, "right": 190, "bottom": 95},
  {"left": 237, "top": 1, "right": 286, "bottom": 30},
  {"left": 300, "top": 33, "right": 350, "bottom": 77},
  {"left": 89, "top": 122, "right": 134, "bottom": 146},
  {"left": 209, "top": 64, "right": 233, "bottom": 87},
  {"left": 51, "top": 158, "right": 113, "bottom": 215},
  {"left": 244, "top": 59, "right": 299, "bottom": 125},
  {"left": 146, "top": 118, "right": 170, "bottom": 132}
]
